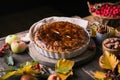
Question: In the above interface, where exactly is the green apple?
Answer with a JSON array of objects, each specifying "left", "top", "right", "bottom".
[
  {"left": 11, "top": 40, "right": 27, "bottom": 54},
  {"left": 5, "top": 35, "right": 20, "bottom": 45}
]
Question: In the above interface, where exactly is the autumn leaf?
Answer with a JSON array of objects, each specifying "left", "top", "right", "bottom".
[
  {"left": 55, "top": 58, "right": 74, "bottom": 75},
  {"left": 1, "top": 62, "right": 40, "bottom": 79},
  {"left": 4, "top": 56, "right": 14, "bottom": 66},
  {"left": 99, "top": 51, "right": 119, "bottom": 71},
  {"left": 57, "top": 71, "right": 73, "bottom": 80},
  {"left": 0, "top": 77, "right": 5, "bottom": 80},
  {"left": 2, "top": 71, "right": 16, "bottom": 79},
  {"left": 94, "top": 71, "right": 112, "bottom": 80},
  {"left": 93, "top": 71, "right": 106, "bottom": 79},
  {"left": 55, "top": 59, "right": 74, "bottom": 80},
  {"left": 90, "top": 25, "right": 97, "bottom": 37},
  {"left": 117, "top": 63, "right": 120, "bottom": 74}
]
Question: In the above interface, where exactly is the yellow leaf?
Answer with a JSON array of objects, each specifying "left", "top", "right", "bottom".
[
  {"left": 109, "top": 27, "right": 115, "bottom": 37},
  {"left": 93, "top": 71, "right": 112, "bottom": 80},
  {"left": 99, "top": 51, "right": 119, "bottom": 71},
  {"left": 2, "top": 71, "right": 16, "bottom": 79},
  {"left": 16, "top": 65, "right": 39, "bottom": 76},
  {"left": 90, "top": 25, "right": 97, "bottom": 37},
  {"left": 55, "top": 59, "right": 74, "bottom": 75},
  {"left": 118, "top": 64, "right": 120, "bottom": 73},
  {"left": 93, "top": 71, "right": 106, "bottom": 79},
  {"left": 57, "top": 71, "right": 73, "bottom": 80},
  {"left": 1, "top": 62, "right": 40, "bottom": 79}
]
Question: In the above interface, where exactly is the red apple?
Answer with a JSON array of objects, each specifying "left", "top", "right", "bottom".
[
  {"left": 48, "top": 74, "right": 61, "bottom": 80},
  {"left": 20, "top": 74, "right": 35, "bottom": 80},
  {"left": 5, "top": 35, "right": 20, "bottom": 45},
  {"left": 11, "top": 40, "right": 27, "bottom": 53}
]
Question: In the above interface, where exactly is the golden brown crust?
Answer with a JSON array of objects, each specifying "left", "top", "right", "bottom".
[{"left": 34, "top": 21, "right": 89, "bottom": 53}]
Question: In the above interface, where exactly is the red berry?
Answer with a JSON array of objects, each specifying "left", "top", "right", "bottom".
[
  {"left": 88, "top": 46, "right": 96, "bottom": 50},
  {"left": 105, "top": 73, "right": 110, "bottom": 77},
  {"left": 34, "top": 63, "right": 39, "bottom": 69},
  {"left": 3, "top": 43, "right": 9, "bottom": 47}
]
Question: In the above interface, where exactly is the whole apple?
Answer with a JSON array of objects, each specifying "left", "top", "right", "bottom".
[
  {"left": 5, "top": 35, "right": 20, "bottom": 45},
  {"left": 20, "top": 74, "right": 35, "bottom": 80},
  {"left": 11, "top": 40, "right": 27, "bottom": 54},
  {"left": 48, "top": 74, "right": 61, "bottom": 80}
]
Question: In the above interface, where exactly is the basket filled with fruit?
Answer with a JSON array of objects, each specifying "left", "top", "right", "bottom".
[{"left": 87, "top": 1, "right": 120, "bottom": 27}]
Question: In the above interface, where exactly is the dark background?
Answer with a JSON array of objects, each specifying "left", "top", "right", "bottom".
[{"left": 0, "top": 0, "right": 119, "bottom": 37}]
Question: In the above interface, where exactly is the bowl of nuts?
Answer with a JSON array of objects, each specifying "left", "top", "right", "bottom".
[{"left": 102, "top": 38, "right": 120, "bottom": 57}]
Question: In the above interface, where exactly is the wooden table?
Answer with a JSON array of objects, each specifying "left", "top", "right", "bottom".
[{"left": 0, "top": 16, "right": 103, "bottom": 80}]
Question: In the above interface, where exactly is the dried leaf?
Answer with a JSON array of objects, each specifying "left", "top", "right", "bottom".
[
  {"left": 1, "top": 62, "right": 40, "bottom": 79},
  {"left": 94, "top": 71, "right": 112, "bottom": 80},
  {"left": 118, "top": 64, "right": 120, "bottom": 74},
  {"left": 99, "top": 51, "right": 119, "bottom": 71},
  {"left": 0, "top": 77, "right": 5, "bottom": 80},
  {"left": 2, "top": 71, "right": 16, "bottom": 79},
  {"left": 93, "top": 71, "right": 106, "bottom": 79},
  {"left": 90, "top": 25, "right": 97, "bottom": 37},
  {"left": 55, "top": 59, "right": 74, "bottom": 75},
  {"left": 57, "top": 71, "right": 73, "bottom": 80},
  {"left": 4, "top": 56, "right": 14, "bottom": 66}
]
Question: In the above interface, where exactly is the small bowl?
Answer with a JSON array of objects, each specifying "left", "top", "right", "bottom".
[{"left": 102, "top": 38, "right": 120, "bottom": 58}]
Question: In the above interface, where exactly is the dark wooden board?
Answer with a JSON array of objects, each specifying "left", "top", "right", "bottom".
[
  {"left": 28, "top": 39, "right": 96, "bottom": 67},
  {"left": 0, "top": 16, "right": 106, "bottom": 80}
]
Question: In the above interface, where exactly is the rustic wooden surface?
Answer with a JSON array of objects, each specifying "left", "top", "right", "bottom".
[
  {"left": 29, "top": 39, "right": 96, "bottom": 68},
  {"left": 0, "top": 16, "right": 103, "bottom": 80}
]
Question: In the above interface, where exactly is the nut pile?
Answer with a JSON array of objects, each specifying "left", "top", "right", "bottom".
[{"left": 103, "top": 38, "right": 120, "bottom": 49}]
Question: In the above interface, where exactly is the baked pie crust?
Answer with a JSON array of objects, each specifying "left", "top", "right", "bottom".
[
  {"left": 29, "top": 17, "right": 90, "bottom": 59},
  {"left": 34, "top": 21, "right": 89, "bottom": 53}
]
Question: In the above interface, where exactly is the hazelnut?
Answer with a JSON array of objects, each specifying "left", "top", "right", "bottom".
[
  {"left": 110, "top": 39, "right": 114, "bottom": 43},
  {"left": 113, "top": 38, "right": 119, "bottom": 41},
  {"left": 105, "top": 44, "right": 112, "bottom": 49},
  {"left": 114, "top": 44, "right": 119, "bottom": 49},
  {"left": 104, "top": 39, "right": 110, "bottom": 44},
  {"left": 115, "top": 41, "right": 119, "bottom": 45}
]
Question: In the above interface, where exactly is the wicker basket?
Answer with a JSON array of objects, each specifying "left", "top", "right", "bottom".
[{"left": 87, "top": 1, "right": 120, "bottom": 27}]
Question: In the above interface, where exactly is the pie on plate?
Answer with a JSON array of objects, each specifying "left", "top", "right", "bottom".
[{"left": 29, "top": 16, "right": 90, "bottom": 59}]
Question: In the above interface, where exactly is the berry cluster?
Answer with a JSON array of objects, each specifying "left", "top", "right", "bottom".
[
  {"left": 34, "top": 63, "right": 43, "bottom": 72},
  {"left": 0, "top": 43, "right": 9, "bottom": 56},
  {"left": 90, "top": 3, "right": 120, "bottom": 18},
  {"left": 105, "top": 70, "right": 117, "bottom": 80}
]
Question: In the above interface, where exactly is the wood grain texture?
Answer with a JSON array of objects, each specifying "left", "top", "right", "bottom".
[
  {"left": 0, "top": 16, "right": 103, "bottom": 80},
  {"left": 28, "top": 39, "right": 96, "bottom": 68}
]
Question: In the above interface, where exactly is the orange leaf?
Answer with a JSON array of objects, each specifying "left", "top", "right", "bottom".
[
  {"left": 93, "top": 71, "right": 106, "bottom": 79},
  {"left": 99, "top": 51, "right": 119, "bottom": 71},
  {"left": 118, "top": 63, "right": 120, "bottom": 74},
  {"left": 94, "top": 71, "right": 112, "bottom": 80}
]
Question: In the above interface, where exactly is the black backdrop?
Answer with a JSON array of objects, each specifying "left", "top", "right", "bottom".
[{"left": 0, "top": 0, "right": 119, "bottom": 17}]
